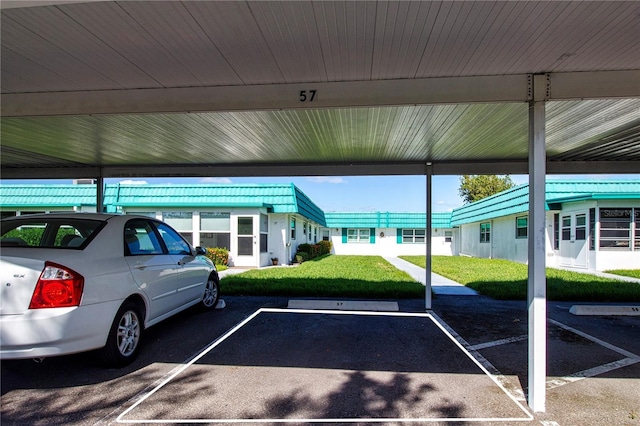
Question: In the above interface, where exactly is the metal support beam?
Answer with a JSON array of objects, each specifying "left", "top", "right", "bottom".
[
  {"left": 1, "top": 75, "right": 530, "bottom": 117},
  {"left": 4, "top": 71, "right": 637, "bottom": 118},
  {"left": 425, "top": 164, "right": 433, "bottom": 311},
  {"left": 96, "top": 173, "right": 104, "bottom": 213},
  {"left": 528, "top": 74, "right": 547, "bottom": 412}
]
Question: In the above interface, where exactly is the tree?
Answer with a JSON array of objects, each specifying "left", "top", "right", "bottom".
[{"left": 458, "top": 175, "right": 515, "bottom": 204}]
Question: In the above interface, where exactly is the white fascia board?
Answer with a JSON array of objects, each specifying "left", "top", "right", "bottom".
[
  {"left": 549, "top": 71, "right": 640, "bottom": 100},
  {"left": 4, "top": 71, "right": 638, "bottom": 118},
  {"left": 2, "top": 75, "right": 529, "bottom": 117}
]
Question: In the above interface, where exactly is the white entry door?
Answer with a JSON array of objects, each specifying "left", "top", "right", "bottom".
[
  {"left": 236, "top": 216, "right": 256, "bottom": 266},
  {"left": 559, "top": 212, "right": 587, "bottom": 268}
]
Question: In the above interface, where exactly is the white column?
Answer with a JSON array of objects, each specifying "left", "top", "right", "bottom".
[
  {"left": 528, "top": 74, "right": 547, "bottom": 412},
  {"left": 425, "top": 164, "right": 433, "bottom": 310},
  {"left": 192, "top": 212, "right": 201, "bottom": 247}
]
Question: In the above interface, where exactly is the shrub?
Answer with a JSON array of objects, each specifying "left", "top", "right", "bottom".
[
  {"left": 293, "top": 241, "right": 332, "bottom": 263},
  {"left": 318, "top": 240, "right": 332, "bottom": 255},
  {"left": 205, "top": 247, "right": 229, "bottom": 266},
  {"left": 297, "top": 243, "right": 312, "bottom": 255}
]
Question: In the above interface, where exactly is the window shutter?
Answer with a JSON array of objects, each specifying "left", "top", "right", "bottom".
[
  {"left": 370, "top": 228, "right": 375, "bottom": 244},
  {"left": 342, "top": 228, "right": 347, "bottom": 243},
  {"left": 397, "top": 229, "right": 403, "bottom": 244}
]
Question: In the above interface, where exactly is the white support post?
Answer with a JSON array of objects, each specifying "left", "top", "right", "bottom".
[
  {"left": 528, "top": 74, "right": 547, "bottom": 412},
  {"left": 425, "top": 165, "right": 433, "bottom": 311}
]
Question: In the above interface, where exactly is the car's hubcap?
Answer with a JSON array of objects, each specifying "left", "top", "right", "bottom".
[
  {"left": 203, "top": 279, "right": 218, "bottom": 307},
  {"left": 117, "top": 310, "right": 140, "bottom": 357}
]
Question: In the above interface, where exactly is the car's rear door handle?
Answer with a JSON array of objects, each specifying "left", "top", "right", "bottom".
[{"left": 134, "top": 264, "right": 147, "bottom": 270}]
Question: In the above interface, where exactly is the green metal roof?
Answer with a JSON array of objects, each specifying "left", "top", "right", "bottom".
[
  {"left": 1, "top": 183, "right": 327, "bottom": 226},
  {"left": 0, "top": 184, "right": 98, "bottom": 207},
  {"left": 450, "top": 180, "right": 640, "bottom": 226},
  {"left": 324, "top": 212, "right": 452, "bottom": 229}
]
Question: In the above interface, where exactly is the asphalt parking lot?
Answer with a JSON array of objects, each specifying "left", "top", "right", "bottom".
[{"left": 1, "top": 294, "right": 639, "bottom": 426}]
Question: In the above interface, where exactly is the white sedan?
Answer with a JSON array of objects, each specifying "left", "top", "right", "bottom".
[{"left": 0, "top": 213, "right": 220, "bottom": 367}]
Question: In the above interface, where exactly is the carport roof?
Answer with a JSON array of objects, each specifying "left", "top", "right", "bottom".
[{"left": 1, "top": 1, "right": 639, "bottom": 179}]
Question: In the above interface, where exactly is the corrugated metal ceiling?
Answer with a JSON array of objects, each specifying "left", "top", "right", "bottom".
[{"left": 1, "top": 1, "right": 639, "bottom": 178}]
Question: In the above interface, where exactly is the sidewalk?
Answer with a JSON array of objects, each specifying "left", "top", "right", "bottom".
[
  {"left": 557, "top": 266, "right": 640, "bottom": 284},
  {"left": 383, "top": 256, "right": 478, "bottom": 296}
]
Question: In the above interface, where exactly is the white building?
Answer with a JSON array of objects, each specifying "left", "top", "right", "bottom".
[
  {"left": 451, "top": 181, "right": 640, "bottom": 271},
  {"left": 3, "top": 180, "right": 639, "bottom": 271}
]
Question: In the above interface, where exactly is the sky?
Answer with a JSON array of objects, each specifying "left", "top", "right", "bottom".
[{"left": 3, "top": 174, "right": 639, "bottom": 213}]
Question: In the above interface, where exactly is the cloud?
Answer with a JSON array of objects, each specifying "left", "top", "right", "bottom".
[
  {"left": 305, "top": 176, "right": 346, "bottom": 184},
  {"left": 118, "top": 179, "right": 147, "bottom": 185},
  {"left": 200, "top": 177, "right": 233, "bottom": 183}
]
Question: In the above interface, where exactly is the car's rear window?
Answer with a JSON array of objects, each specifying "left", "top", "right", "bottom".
[{"left": 0, "top": 218, "right": 105, "bottom": 249}]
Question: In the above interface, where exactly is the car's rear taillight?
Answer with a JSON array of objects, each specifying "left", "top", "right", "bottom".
[{"left": 29, "top": 262, "right": 84, "bottom": 309}]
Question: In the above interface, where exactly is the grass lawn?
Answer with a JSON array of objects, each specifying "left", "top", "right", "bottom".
[
  {"left": 605, "top": 269, "right": 640, "bottom": 280},
  {"left": 221, "top": 255, "right": 425, "bottom": 299},
  {"left": 400, "top": 255, "right": 640, "bottom": 302}
]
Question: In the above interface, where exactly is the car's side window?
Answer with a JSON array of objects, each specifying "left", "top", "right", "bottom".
[
  {"left": 155, "top": 222, "right": 192, "bottom": 255},
  {"left": 124, "top": 220, "right": 164, "bottom": 256},
  {"left": 1, "top": 219, "right": 101, "bottom": 248}
]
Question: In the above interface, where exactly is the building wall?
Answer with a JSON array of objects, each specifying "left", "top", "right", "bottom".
[
  {"left": 120, "top": 208, "right": 325, "bottom": 268},
  {"left": 490, "top": 215, "right": 529, "bottom": 264},
  {"left": 329, "top": 227, "right": 455, "bottom": 257},
  {"left": 458, "top": 201, "right": 640, "bottom": 271},
  {"left": 459, "top": 222, "right": 491, "bottom": 259}
]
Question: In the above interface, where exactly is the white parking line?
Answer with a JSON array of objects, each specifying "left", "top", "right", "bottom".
[
  {"left": 430, "top": 312, "right": 527, "bottom": 402},
  {"left": 548, "top": 319, "right": 640, "bottom": 360},
  {"left": 115, "top": 308, "right": 534, "bottom": 424},
  {"left": 545, "top": 319, "right": 640, "bottom": 389},
  {"left": 469, "top": 335, "right": 528, "bottom": 351},
  {"left": 546, "top": 357, "right": 640, "bottom": 389}
]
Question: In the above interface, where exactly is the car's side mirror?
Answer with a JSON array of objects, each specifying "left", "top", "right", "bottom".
[{"left": 195, "top": 246, "right": 207, "bottom": 256}]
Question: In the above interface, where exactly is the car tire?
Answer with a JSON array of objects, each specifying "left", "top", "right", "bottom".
[
  {"left": 99, "top": 301, "right": 143, "bottom": 368},
  {"left": 200, "top": 273, "right": 220, "bottom": 310}
]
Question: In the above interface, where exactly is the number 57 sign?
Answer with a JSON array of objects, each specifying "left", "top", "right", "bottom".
[{"left": 299, "top": 90, "right": 317, "bottom": 102}]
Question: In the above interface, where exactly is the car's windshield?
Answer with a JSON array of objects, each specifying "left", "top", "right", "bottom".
[{"left": 0, "top": 218, "right": 105, "bottom": 249}]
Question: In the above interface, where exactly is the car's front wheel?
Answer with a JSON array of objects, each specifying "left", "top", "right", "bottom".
[
  {"left": 200, "top": 273, "right": 220, "bottom": 310},
  {"left": 99, "top": 301, "right": 143, "bottom": 367}
]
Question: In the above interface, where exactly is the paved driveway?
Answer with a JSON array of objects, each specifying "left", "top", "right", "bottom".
[{"left": 1, "top": 294, "right": 638, "bottom": 425}]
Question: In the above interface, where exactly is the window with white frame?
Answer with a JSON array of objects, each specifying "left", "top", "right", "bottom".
[
  {"left": 444, "top": 230, "right": 452, "bottom": 243},
  {"left": 290, "top": 217, "right": 296, "bottom": 240},
  {"left": 130, "top": 212, "right": 156, "bottom": 218},
  {"left": 553, "top": 213, "right": 560, "bottom": 250},
  {"left": 516, "top": 216, "right": 527, "bottom": 239},
  {"left": 480, "top": 222, "right": 491, "bottom": 243},
  {"left": 600, "top": 208, "right": 631, "bottom": 250},
  {"left": 322, "top": 230, "right": 330, "bottom": 241},
  {"left": 260, "top": 214, "right": 268, "bottom": 253},
  {"left": 402, "top": 229, "right": 426, "bottom": 243},
  {"left": 200, "top": 212, "right": 230, "bottom": 249},
  {"left": 347, "top": 228, "right": 370, "bottom": 243},
  {"left": 163, "top": 211, "right": 193, "bottom": 244}
]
